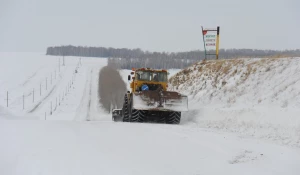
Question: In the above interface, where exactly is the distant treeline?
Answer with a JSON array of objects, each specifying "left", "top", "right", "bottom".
[{"left": 46, "top": 45, "right": 300, "bottom": 69}]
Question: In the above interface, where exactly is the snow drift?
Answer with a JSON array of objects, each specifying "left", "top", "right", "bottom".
[{"left": 169, "top": 57, "right": 300, "bottom": 147}]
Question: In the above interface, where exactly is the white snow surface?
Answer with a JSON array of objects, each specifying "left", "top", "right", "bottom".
[
  {"left": 0, "top": 53, "right": 300, "bottom": 175},
  {"left": 1, "top": 120, "right": 300, "bottom": 175},
  {"left": 169, "top": 57, "right": 300, "bottom": 147},
  {"left": 0, "top": 52, "right": 109, "bottom": 121}
]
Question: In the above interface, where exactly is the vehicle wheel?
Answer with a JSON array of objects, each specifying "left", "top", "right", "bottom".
[
  {"left": 123, "top": 94, "right": 130, "bottom": 122},
  {"left": 130, "top": 110, "right": 146, "bottom": 122},
  {"left": 166, "top": 112, "right": 181, "bottom": 124},
  {"left": 158, "top": 116, "right": 166, "bottom": 123},
  {"left": 158, "top": 112, "right": 166, "bottom": 123}
]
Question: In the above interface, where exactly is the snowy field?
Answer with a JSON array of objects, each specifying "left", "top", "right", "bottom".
[
  {"left": 0, "top": 53, "right": 300, "bottom": 175},
  {"left": 0, "top": 52, "right": 109, "bottom": 121}
]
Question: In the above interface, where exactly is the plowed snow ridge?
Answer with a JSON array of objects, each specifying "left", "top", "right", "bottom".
[{"left": 169, "top": 57, "right": 300, "bottom": 147}]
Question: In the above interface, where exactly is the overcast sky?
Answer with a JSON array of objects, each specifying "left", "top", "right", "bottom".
[{"left": 0, "top": 0, "right": 299, "bottom": 52}]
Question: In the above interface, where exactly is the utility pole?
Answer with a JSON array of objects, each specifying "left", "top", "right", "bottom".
[
  {"left": 5, "top": 91, "right": 9, "bottom": 107},
  {"left": 50, "top": 101, "right": 52, "bottom": 115},
  {"left": 63, "top": 56, "right": 65, "bottom": 66},
  {"left": 23, "top": 93, "right": 25, "bottom": 110},
  {"left": 59, "top": 58, "right": 60, "bottom": 72},
  {"left": 216, "top": 26, "right": 220, "bottom": 60},
  {"left": 79, "top": 57, "right": 82, "bottom": 66}
]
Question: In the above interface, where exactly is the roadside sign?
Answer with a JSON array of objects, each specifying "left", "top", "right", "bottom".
[{"left": 201, "top": 26, "right": 220, "bottom": 59}]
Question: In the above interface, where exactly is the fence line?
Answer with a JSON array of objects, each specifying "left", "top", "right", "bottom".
[
  {"left": 46, "top": 64, "right": 79, "bottom": 117},
  {"left": 3, "top": 58, "right": 81, "bottom": 120}
]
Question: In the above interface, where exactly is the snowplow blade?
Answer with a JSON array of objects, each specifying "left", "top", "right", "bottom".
[{"left": 132, "top": 91, "right": 188, "bottom": 111}]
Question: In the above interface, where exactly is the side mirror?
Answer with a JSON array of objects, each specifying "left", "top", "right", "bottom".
[{"left": 128, "top": 75, "right": 131, "bottom": 81}]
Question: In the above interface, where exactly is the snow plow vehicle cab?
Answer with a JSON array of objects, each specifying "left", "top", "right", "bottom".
[{"left": 112, "top": 68, "right": 188, "bottom": 124}]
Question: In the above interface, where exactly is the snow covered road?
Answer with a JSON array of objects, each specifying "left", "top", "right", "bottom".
[{"left": 1, "top": 120, "right": 299, "bottom": 175}]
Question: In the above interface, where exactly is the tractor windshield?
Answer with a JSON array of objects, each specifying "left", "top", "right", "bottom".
[
  {"left": 136, "top": 71, "right": 151, "bottom": 81},
  {"left": 152, "top": 72, "right": 167, "bottom": 82},
  {"left": 135, "top": 71, "right": 167, "bottom": 82}
]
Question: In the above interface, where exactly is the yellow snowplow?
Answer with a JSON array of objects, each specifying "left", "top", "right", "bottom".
[{"left": 112, "top": 68, "right": 188, "bottom": 124}]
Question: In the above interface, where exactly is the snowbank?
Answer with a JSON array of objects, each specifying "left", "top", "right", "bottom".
[
  {"left": 0, "top": 105, "right": 15, "bottom": 119},
  {"left": 169, "top": 57, "right": 300, "bottom": 147}
]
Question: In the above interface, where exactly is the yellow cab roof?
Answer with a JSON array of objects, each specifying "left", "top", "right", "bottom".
[{"left": 132, "top": 68, "right": 167, "bottom": 72}]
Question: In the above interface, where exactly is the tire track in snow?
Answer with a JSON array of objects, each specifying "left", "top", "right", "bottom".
[
  {"left": 7, "top": 66, "right": 48, "bottom": 106},
  {"left": 21, "top": 71, "right": 38, "bottom": 86},
  {"left": 27, "top": 68, "right": 68, "bottom": 113},
  {"left": 21, "top": 66, "right": 46, "bottom": 86},
  {"left": 28, "top": 80, "right": 60, "bottom": 113},
  {"left": 86, "top": 69, "right": 93, "bottom": 121},
  {"left": 74, "top": 69, "right": 90, "bottom": 121}
]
